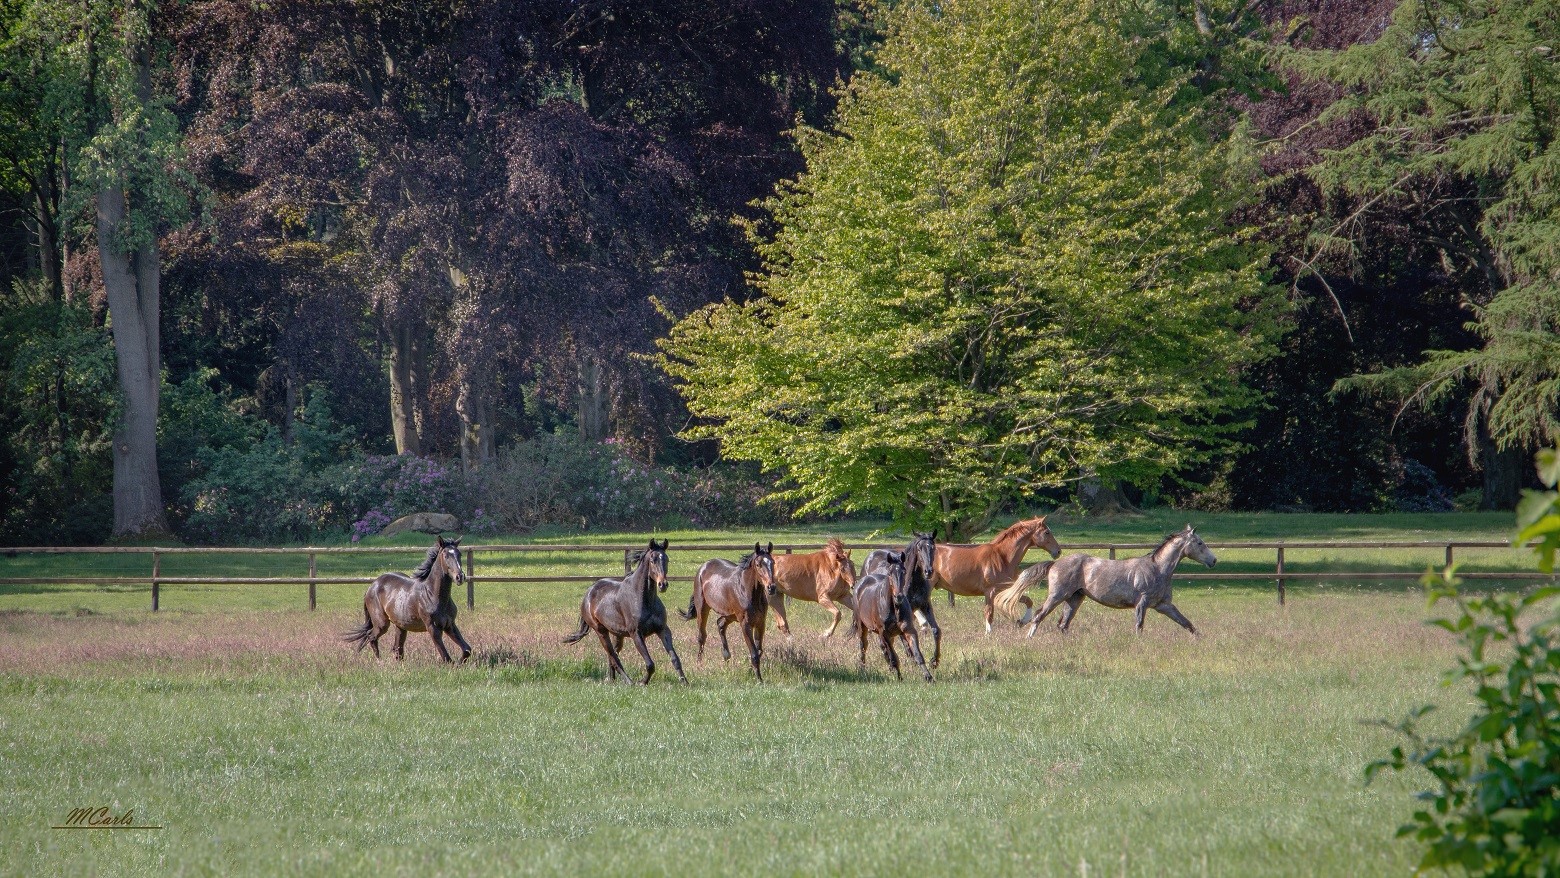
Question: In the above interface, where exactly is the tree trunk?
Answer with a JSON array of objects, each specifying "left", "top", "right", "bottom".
[
  {"left": 456, "top": 369, "right": 494, "bottom": 472},
  {"left": 33, "top": 173, "right": 63, "bottom": 300},
  {"left": 577, "top": 349, "right": 610, "bottom": 442},
  {"left": 387, "top": 319, "right": 424, "bottom": 455},
  {"left": 1077, "top": 478, "right": 1140, "bottom": 517},
  {"left": 1479, "top": 438, "right": 1524, "bottom": 511},
  {"left": 98, "top": 184, "right": 166, "bottom": 536}
]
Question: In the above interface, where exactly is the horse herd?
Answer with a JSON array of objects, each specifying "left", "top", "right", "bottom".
[{"left": 343, "top": 517, "right": 1219, "bottom": 684}]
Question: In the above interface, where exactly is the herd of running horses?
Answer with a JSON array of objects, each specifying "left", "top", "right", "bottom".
[{"left": 343, "top": 517, "right": 1219, "bottom": 684}]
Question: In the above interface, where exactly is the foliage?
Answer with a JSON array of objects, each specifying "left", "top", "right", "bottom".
[
  {"left": 660, "top": 0, "right": 1285, "bottom": 539},
  {"left": 1368, "top": 447, "right": 1560, "bottom": 874},
  {"left": 1296, "top": 0, "right": 1560, "bottom": 454}
]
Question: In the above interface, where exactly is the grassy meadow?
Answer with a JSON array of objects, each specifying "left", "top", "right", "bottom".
[{"left": 0, "top": 510, "right": 1540, "bottom": 876}]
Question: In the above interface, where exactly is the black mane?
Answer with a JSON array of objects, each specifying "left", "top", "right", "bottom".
[{"left": 411, "top": 545, "right": 440, "bottom": 580}]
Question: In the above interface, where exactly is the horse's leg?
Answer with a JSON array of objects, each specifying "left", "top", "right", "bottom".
[
  {"left": 595, "top": 629, "right": 627, "bottom": 683},
  {"left": 630, "top": 631, "right": 656, "bottom": 685},
  {"left": 429, "top": 626, "right": 455, "bottom": 663},
  {"left": 769, "top": 592, "right": 791, "bottom": 638},
  {"left": 983, "top": 592, "right": 996, "bottom": 635},
  {"left": 817, "top": 593, "right": 842, "bottom": 639},
  {"left": 921, "top": 603, "right": 941, "bottom": 669},
  {"left": 904, "top": 630, "right": 933, "bottom": 682},
  {"left": 856, "top": 618, "right": 869, "bottom": 668},
  {"left": 1057, "top": 594, "right": 1084, "bottom": 631},
  {"left": 716, "top": 616, "right": 733, "bottom": 662},
  {"left": 367, "top": 604, "right": 390, "bottom": 658},
  {"left": 1154, "top": 602, "right": 1198, "bottom": 636},
  {"left": 695, "top": 605, "right": 709, "bottom": 662},
  {"left": 1016, "top": 594, "right": 1036, "bottom": 626},
  {"left": 740, "top": 615, "right": 762, "bottom": 682},
  {"left": 393, "top": 627, "right": 408, "bottom": 660},
  {"left": 879, "top": 633, "right": 902, "bottom": 681},
  {"left": 657, "top": 627, "right": 689, "bottom": 683},
  {"left": 446, "top": 622, "right": 473, "bottom": 662},
  {"left": 1024, "top": 591, "right": 1072, "bottom": 638},
  {"left": 1134, "top": 594, "right": 1150, "bottom": 633}
]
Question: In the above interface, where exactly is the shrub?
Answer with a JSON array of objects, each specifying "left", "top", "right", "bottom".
[{"left": 1367, "top": 448, "right": 1560, "bottom": 875}]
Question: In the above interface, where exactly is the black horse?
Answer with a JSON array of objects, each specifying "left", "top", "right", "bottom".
[
  {"left": 863, "top": 531, "right": 940, "bottom": 667},
  {"left": 563, "top": 539, "right": 687, "bottom": 685}
]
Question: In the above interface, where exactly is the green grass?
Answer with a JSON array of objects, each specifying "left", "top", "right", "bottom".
[{"left": 0, "top": 512, "right": 1532, "bottom": 875}]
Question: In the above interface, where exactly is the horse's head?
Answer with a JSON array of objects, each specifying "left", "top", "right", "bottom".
[
  {"left": 1028, "top": 516, "right": 1061, "bottom": 560},
  {"left": 910, "top": 530, "right": 937, "bottom": 576},
  {"left": 827, "top": 538, "right": 857, "bottom": 590},
  {"left": 753, "top": 541, "right": 777, "bottom": 597},
  {"left": 436, "top": 535, "right": 465, "bottom": 584},
  {"left": 882, "top": 550, "right": 907, "bottom": 597},
  {"left": 644, "top": 538, "right": 670, "bottom": 591},
  {"left": 1180, "top": 525, "right": 1216, "bottom": 568}
]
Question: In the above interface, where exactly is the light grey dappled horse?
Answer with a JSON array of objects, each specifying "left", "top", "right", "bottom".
[{"left": 996, "top": 525, "right": 1215, "bottom": 637}]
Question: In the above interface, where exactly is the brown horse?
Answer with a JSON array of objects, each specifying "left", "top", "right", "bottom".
[
  {"left": 562, "top": 538, "right": 687, "bottom": 685},
  {"left": 997, "top": 525, "right": 1215, "bottom": 637},
  {"left": 343, "top": 535, "right": 472, "bottom": 662},
  {"left": 932, "top": 517, "right": 1062, "bottom": 634},
  {"left": 849, "top": 551, "right": 932, "bottom": 682},
  {"left": 679, "top": 542, "right": 777, "bottom": 682},
  {"left": 768, "top": 538, "right": 857, "bottom": 638}
]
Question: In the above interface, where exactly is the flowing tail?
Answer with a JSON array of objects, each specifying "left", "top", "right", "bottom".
[
  {"left": 341, "top": 606, "right": 375, "bottom": 652},
  {"left": 676, "top": 581, "right": 699, "bottom": 621},
  {"left": 561, "top": 610, "right": 590, "bottom": 644},
  {"left": 995, "top": 562, "right": 1052, "bottom": 621}
]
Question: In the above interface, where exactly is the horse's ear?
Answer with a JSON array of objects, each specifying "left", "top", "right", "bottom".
[
  {"left": 754, "top": 542, "right": 761, "bottom": 554},
  {"left": 452, "top": 536, "right": 462, "bottom": 546},
  {"left": 766, "top": 541, "right": 773, "bottom": 554},
  {"left": 930, "top": 527, "right": 937, "bottom": 540},
  {"left": 1185, "top": 523, "right": 1194, "bottom": 532},
  {"left": 437, "top": 535, "right": 449, "bottom": 547}
]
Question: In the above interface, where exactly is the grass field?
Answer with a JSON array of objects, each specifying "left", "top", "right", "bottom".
[{"left": 0, "top": 511, "right": 1536, "bottom": 876}]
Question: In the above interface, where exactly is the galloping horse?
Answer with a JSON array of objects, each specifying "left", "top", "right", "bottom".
[
  {"left": 849, "top": 551, "right": 933, "bottom": 682},
  {"left": 996, "top": 525, "right": 1215, "bottom": 637},
  {"left": 679, "top": 543, "right": 777, "bottom": 682},
  {"left": 863, "top": 531, "right": 941, "bottom": 667},
  {"left": 933, "top": 517, "right": 1062, "bottom": 633},
  {"left": 768, "top": 538, "right": 857, "bottom": 638},
  {"left": 563, "top": 538, "right": 687, "bottom": 684},
  {"left": 343, "top": 535, "right": 472, "bottom": 662}
]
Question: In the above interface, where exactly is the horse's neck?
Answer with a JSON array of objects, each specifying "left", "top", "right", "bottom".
[
  {"left": 1149, "top": 536, "right": 1188, "bottom": 576},
  {"left": 740, "top": 563, "right": 763, "bottom": 604},
  {"left": 624, "top": 565, "right": 651, "bottom": 615},
  {"left": 426, "top": 566, "right": 453, "bottom": 603},
  {"left": 991, "top": 532, "right": 1032, "bottom": 573}
]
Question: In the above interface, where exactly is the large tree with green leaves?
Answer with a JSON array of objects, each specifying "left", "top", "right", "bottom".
[
  {"left": 1294, "top": 0, "right": 1560, "bottom": 504},
  {"left": 659, "top": 0, "right": 1284, "bottom": 539}
]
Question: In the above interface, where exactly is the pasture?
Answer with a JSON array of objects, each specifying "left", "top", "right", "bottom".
[{"left": 0, "top": 511, "right": 1531, "bottom": 876}]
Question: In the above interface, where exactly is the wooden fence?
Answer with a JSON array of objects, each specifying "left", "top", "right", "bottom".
[{"left": 1, "top": 540, "right": 1553, "bottom": 612}]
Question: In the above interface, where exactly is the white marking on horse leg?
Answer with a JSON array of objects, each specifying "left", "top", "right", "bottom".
[
  {"left": 914, "top": 610, "right": 929, "bottom": 629},
  {"left": 984, "top": 619, "right": 992, "bottom": 635},
  {"left": 1017, "top": 607, "right": 1034, "bottom": 626}
]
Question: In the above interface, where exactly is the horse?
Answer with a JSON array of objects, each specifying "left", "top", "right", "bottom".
[
  {"left": 863, "top": 531, "right": 941, "bottom": 667},
  {"left": 996, "top": 525, "right": 1215, "bottom": 637},
  {"left": 343, "top": 535, "right": 472, "bottom": 662},
  {"left": 932, "top": 517, "right": 1062, "bottom": 634},
  {"left": 562, "top": 538, "right": 687, "bottom": 685},
  {"left": 679, "top": 542, "right": 777, "bottom": 682},
  {"left": 768, "top": 537, "right": 857, "bottom": 638},
  {"left": 849, "top": 550, "right": 933, "bottom": 682}
]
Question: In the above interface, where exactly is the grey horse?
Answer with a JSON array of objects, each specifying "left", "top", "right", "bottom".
[{"left": 996, "top": 525, "right": 1216, "bottom": 637}]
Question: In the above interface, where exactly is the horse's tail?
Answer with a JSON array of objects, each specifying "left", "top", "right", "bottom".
[
  {"left": 995, "top": 562, "right": 1051, "bottom": 620},
  {"left": 676, "top": 577, "right": 699, "bottom": 621},
  {"left": 561, "top": 609, "right": 590, "bottom": 645},
  {"left": 341, "top": 606, "right": 375, "bottom": 652}
]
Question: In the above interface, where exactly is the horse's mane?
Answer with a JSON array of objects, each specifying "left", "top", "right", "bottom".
[
  {"left": 737, "top": 552, "right": 755, "bottom": 567},
  {"left": 411, "top": 545, "right": 440, "bottom": 580},
  {"left": 826, "top": 537, "right": 847, "bottom": 555},
  {"left": 991, "top": 519, "right": 1036, "bottom": 544}
]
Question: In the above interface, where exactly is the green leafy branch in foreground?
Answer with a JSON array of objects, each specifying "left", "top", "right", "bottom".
[{"left": 1367, "top": 448, "right": 1560, "bottom": 875}]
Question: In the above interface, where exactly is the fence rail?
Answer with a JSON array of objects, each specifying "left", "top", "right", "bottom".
[{"left": 1, "top": 540, "right": 1551, "bottom": 611}]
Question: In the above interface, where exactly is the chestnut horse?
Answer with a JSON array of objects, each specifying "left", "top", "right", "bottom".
[
  {"left": 343, "top": 535, "right": 472, "bottom": 662},
  {"left": 997, "top": 525, "right": 1215, "bottom": 637},
  {"left": 933, "top": 517, "right": 1062, "bottom": 634},
  {"left": 563, "top": 538, "right": 687, "bottom": 685},
  {"left": 849, "top": 551, "right": 932, "bottom": 682},
  {"left": 863, "top": 531, "right": 940, "bottom": 666},
  {"left": 679, "top": 543, "right": 777, "bottom": 682},
  {"left": 768, "top": 538, "right": 857, "bottom": 638}
]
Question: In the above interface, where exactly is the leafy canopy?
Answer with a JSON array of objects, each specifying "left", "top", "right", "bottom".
[{"left": 659, "top": 0, "right": 1283, "bottom": 537}]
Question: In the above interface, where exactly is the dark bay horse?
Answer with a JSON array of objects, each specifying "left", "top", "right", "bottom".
[
  {"left": 769, "top": 537, "right": 857, "bottom": 638},
  {"left": 996, "top": 525, "right": 1215, "bottom": 637},
  {"left": 863, "top": 531, "right": 941, "bottom": 667},
  {"left": 933, "top": 517, "right": 1062, "bottom": 634},
  {"left": 679, "top": 542, "right": 777, "bottom": 682},
  {"left": 850, "top": 551, "right": 932, "bottom": 682},
  {"left": 343, "top": 535, "right": 472, "bottom": 662},
  {"left": 563, "top": 538, "right": 687, "bottom": 684}
]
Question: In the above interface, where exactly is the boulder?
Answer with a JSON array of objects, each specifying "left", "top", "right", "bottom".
[{"left": 380, "top": 512, "right": 462, "bottom": 537}]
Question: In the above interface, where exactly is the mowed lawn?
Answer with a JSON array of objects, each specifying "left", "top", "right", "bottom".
[{"left": 0, "top": 512, "right": 1531, "bottom": 876}]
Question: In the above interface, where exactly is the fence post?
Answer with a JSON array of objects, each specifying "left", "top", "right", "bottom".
[
  {"left": 624, "top": 549, "right": 632, "bottom": 575},
  {"left": 1445, "top": 544, "right": 1455, "bottom": 570},
  {"left": 1109, "top": 546, "right": 1117, "bottom": 560},
  {"left": 466, "top": 547, "right": 475, "bottom": 610},
  {"left": 1276, "top": 546, "right": 1286, "bottom": 606},
  {"left": 151, "top": 551, "right": 161, "bottom": 612},
  {"left": 308, "top": 552, "right": 317, "bottom": 611}
]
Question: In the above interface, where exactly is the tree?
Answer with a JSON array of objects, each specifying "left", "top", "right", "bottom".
[
  {"left": 1292, "top": 0, "right": 1560, "bottom": 507},
  {"left": 659, "top": 0, "right": 1285, "bottom": 539}
]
